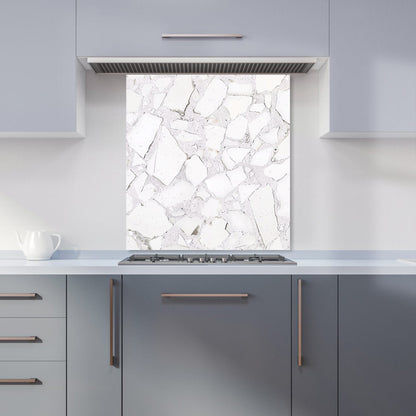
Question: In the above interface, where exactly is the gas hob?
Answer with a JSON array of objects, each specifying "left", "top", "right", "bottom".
[{"left": 119, "top": 253, "right": 297, "bottom": 265}]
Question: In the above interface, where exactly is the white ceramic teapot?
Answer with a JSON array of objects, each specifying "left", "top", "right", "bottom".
[{"left": 16, "top": 230, "right": 61, "bottom": 260}]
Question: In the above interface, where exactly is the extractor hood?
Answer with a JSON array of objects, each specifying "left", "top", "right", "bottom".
[{"left": 86, "top": 57, "right": 324, "bottom": 74}]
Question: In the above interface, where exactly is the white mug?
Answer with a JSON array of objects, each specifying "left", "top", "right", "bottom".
[{"left": 16, "top": 230, "right": 61, "bottom": 260}]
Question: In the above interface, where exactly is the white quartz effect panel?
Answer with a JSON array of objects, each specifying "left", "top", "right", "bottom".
[
  {"left": 163, "top": 76, "right": 194, "bottom": 113},
  {"left": 127, "top": 113, "right": 162, "bottom": 157},
  {"left": 126, "top": 74, "right": 291, "bottom": 250}
]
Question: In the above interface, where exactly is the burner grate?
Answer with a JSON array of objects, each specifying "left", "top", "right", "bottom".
[{"left": 119, "top": 254, "right": 296, "bottom": 265}]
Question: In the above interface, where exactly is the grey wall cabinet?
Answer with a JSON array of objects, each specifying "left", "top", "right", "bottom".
[
  {"left": 77, "top": 0, "right": 329, "bottom": 57},
  {"left": 339, "top": 275, "right": 416, "bottom": 416},
  {"left": 292, "top": 276, "right": 338, "bottom": 416},
  {"left": 324, "top": 0, "right": 416, "bottom": 138},
  {"left": 123, "top": 275, "right": 292, "bottom": 416},
  {"left": 67, "top": 275, "right": 121, "bottom": 416},
  {"left": 0, "top": 0, "right": 85, "bottom": 138}
]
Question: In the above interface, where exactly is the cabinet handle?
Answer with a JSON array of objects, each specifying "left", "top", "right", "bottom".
[
  {"left": 109, "top": 279, "right": 115, "bottom": 367},
  {"left": 297, "top": 279, "right": 303, "bottom": 367},
  {"left": 161, "top": 293, "right": 248, "bottom": 298},
  {"left": 0, "top": 336, "right": 39, "bottom": 342},
  {"left": 0, "top": 378, "right": 40, "bottom": 385},
  {"left": 0, "top": 293, "right": 38, "bottom": 299},
  {"left": 162, "top": 34, "right": 243, "bottom": 39}
]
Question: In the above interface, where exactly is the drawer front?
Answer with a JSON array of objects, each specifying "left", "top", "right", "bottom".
[
  {"left": 0, "top": 276, "right": 65, "bottom": 317},
  {"left": 0, "top": 362, "right": 65, "bottom": 416},
  {"left": 124, "top": 275, "right": 292, "bottom": 416},
  {"left": 0, "top": 318, "right": 65, "bottom": 361}
]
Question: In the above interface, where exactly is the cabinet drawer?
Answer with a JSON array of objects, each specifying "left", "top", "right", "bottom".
[
  {"left": 0, "top": 276, "right": 65, "bottom": 317},
  {"left": 0, "top": 362, "right": 65, "bottom": 416},
  {"left": 0, "top": 318, "right": 65, "bottom": 361}
]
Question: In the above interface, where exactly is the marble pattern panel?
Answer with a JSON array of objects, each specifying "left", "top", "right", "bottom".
[{"left": 126, "top": 74, "right": 290, "bottom": 250}]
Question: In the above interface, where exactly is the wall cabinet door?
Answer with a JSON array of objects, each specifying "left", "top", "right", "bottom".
[
  {"left": 339, "top": 275, "right": 416, "bottom": 416},
  {"left": 77, "top": 0, "right": 328, "bottom": 57},
  {"left": 67, "top": 275, "right": 121, "bottom": 416},
  {"left": 124, "top": 275, "right": 291, "bottom": 416},
  {"left": 292, "top": 276, "right": 338, "bottom": 416},
  {"left": 0, "top": 0, "right": 84, "bottom": 138},
  {"left": 326, "top": 0, "right": 416, "bottom": 137}
]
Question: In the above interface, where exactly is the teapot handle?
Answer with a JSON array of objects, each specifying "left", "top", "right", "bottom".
[
  {"left": 51, "top": 234, "right": 61, "bottom": 253},
  {"left": 15, "top": 231, "right": 23, "bottom": 248}
]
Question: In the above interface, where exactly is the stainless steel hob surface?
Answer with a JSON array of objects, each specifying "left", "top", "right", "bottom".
[{"left": 119, "top": 253, "right": 297, "bottom": 265}]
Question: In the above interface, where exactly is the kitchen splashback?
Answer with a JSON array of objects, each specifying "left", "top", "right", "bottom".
[{"left": 126, "top": 74, "right": 290, "bottom": 250}]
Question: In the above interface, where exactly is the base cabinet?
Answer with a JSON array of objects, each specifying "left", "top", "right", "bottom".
[
  {"left": 0, "top": 275, "right": 66, "bottom": 416},
  {"left": 292, "top": 276, "right": 338, "bottom": 416},
  {"left": 124, "top": 275, "right": 291, "bottom": 416},
  {"left": 64, "top": 272, "right": 416, "bottom": 416},
  {"left": 339, "top": 275, "right": 416, "bottom": 416},
  {"left": 67, "top": 275, "right": 121, "bottom": 416}
]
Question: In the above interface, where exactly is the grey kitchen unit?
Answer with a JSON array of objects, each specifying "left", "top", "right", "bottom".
[
  {"left": 0, "top": 0, "right": 84, "bottom": 138},
  {"left": 67, "top": 275, "right": 122, "bottom": 416},
  {"left": 326, "top": 0, "right": 416, "bottom": 137},
  {"left": 0, "top": 275, "right": 66, "bottom": 416},
  {"left": 292, "top": 276, "right": 338, "bottom": 416},
  {"left": 77, "top": 0, "right": 328, "bottom": 57},
  {"left": 5, "top": 271, "right": 412, "bottom": 415},
  {"left": 339, "top": 275, "right": 416, "bottom": 416},
  {"left": 123, "top": 275, "right": 292, "bottom": 416}
]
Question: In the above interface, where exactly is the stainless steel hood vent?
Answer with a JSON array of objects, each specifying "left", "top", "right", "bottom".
[
  {"left": 87, "top": 57, "right": 318, "bottom": 74},
  {"left": 90, "top": 61, "right": 314, "bottom": 74}
]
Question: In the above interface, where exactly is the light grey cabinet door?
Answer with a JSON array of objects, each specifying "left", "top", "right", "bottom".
[
  {"left": 77, "top": 0, "right": 328, "bottom": 57},
  {"left": 339, "top": 275, "right": 416, "bottom": 416},
  {"left": 292, "top": 276, "right": 337, "bottom": 416},
  {"left": 124, "top": 275, "right": 291, "bottom": 416},
  {"left": 328, "top": 0, "right": 416, "bottom": 136},
  {"left": 67, "top": 275, "right": 121, "bottom": 416},
  {"left": 0, "top": 0, "right": 84, "bottom": 137}
]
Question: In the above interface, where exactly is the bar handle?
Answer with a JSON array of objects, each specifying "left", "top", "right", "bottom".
[
  {"left": 0, "top": 336, "right": 39, "bottom": 343},
  {"left": 297, "top": 279, "right": 303, "bottom": 367},
  {"left": 161, "top": 293, "right": 248, "bottom": 298},
  {"left": 0, "top": 378, "right": 40, "bottom": 385},
  {"left": 162, "top": 34, "right": 243, "bottom": 39},
  {"left": 109, "top": 279, "right": 115, "bottom": 367},
  {"left": 0, "top": 293, "right": 38, "bottom": 299}
]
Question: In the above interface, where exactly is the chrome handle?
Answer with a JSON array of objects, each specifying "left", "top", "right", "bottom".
[
  {"left": 162, "top": 34, "right": 243, "bottom": 39},
  {"left": 0, "top": 293, "right": 38, "bottom": 299},
  {"left": 0, "top": 336, "right": 39, "bottom": 342},
  {"left": 161, "top": 293, "right": 248, "bottom": 298},
  {"left": 298, "top": 279, "right": 303, "bottom": 367},
  {"left": 109, "top": 279, "right": 115, "bottom": 367},
  {"left": 0, "top": 378, "right": 40, "bottom": 385}
]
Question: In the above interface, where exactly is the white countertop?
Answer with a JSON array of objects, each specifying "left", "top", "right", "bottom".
[{"left": 0, "top": 258, "right": 414, "bottom": 275}]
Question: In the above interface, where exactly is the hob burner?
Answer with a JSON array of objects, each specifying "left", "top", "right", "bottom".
[{"left": 119, "top": 253, "right": 296, "bottom": 265}]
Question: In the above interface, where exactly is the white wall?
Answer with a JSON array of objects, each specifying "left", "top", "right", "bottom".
[
  {"left": 0, "top": 72, "right": 125, "bottom": 250},
  {"left": 0, "top": 70, "right": 415, "bottom": 250}
]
